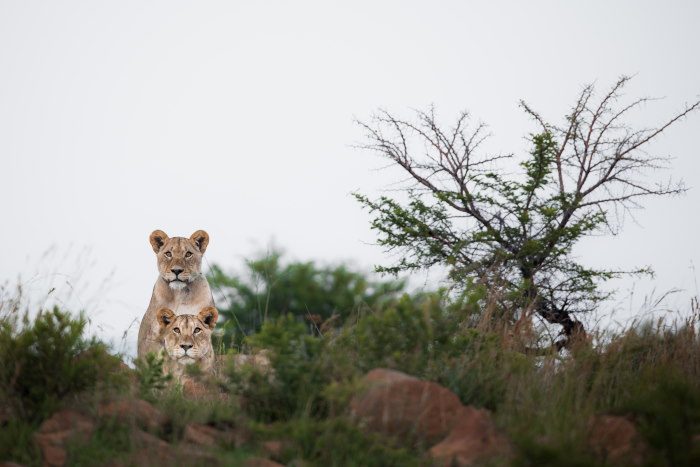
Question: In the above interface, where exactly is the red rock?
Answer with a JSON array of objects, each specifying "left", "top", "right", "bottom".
[
  {"left": 183, "top": 422, "right": 250, "bottom": 447},
  {"left": 588, "top": 414, "right": 647, "bottom": 466},
  {"left": 132, "top": 429, "right": 170, "bottom": 450},
  {"left": 349, "top": 368, "right": 465, "bottom": 445},
  {"left": 183, "top": 423, "right": 220, "bottom": 446},
  {"left": 261, "top": 440, "right": 294, "bottom": 460},
  {"left": 33, "top": 409, "right": 94, "bottom": 467},
  {"left": 127, "top": 430, "right": 176, "bottom": 466},
  {"left": 126, "top": 429, "right": 219, "bottom": 465},
  {"left": 97, "top": 397, "right": 169, "bottom": 432},
  {"left": 429, "top": 405, "right": 510, "bottom": 466}
]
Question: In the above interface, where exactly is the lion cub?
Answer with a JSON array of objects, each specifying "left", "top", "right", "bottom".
[{"left": 156, "top": 306, "right": 218, "bottom": 381}]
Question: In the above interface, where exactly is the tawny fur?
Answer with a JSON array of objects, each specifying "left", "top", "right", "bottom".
[
  {"left": 137, "top": 230, "right": 215, "bottom": 358},
  {"left": 156, "top": 306, "right": 218, "bottom": 381}
]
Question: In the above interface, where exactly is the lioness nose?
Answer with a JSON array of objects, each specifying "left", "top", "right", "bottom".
[
  {"left": 172, "top": 268, "right": 184, "bottom": 276},
  {"left": 180, "top": 344, "right": 193, "bottom": 351}
]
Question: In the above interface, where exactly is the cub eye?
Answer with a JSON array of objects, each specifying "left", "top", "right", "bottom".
[
  {"left": 185, "top": 252, "right": 193, "bottom": 258},
  {"left": 173, "top": 327, "right": 180, "bottom": 334},
  {"left": 193, "top": 327, "right": 202, "bottom": 334},
  {"left": 165, "top": 251, "right": 172, "bottom": 258}
]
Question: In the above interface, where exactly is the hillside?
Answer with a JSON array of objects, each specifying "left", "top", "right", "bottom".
[{"left": 2, "top": 288, "right": 699, "bottom": 466}]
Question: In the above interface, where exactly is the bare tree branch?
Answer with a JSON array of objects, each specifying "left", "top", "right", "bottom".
[{"left": 356, "top": 77, "right": 700, "bottom": 350}]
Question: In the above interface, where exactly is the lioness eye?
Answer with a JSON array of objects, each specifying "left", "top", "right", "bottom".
[
  {"left": 194, "top": 327, "right": 202, "bottom": 334},
  {"left": 165, "top": 251, "right": 172, "bottom": 258},
  {"left": 173, "top": 327, "right": 180, "bottom": 334},
  {"left": 185, "top": 252, "right": 193, "bottom": 258}
]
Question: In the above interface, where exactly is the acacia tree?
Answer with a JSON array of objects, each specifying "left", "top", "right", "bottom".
[{"left": 355, "top": 77, "right": 700, "bottom": 349}]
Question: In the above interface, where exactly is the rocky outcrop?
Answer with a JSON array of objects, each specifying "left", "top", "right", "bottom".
[
  {"left": 33, "top": 409, "right": 95, "bottom": 467},
  {"left": 34, "top": 397, "right": 216, "bottom": 467},
  {"left": 349, "top": 368, "right": 465, "bottom": 445},
  {"left": 126, "top": 429, "right": 220, "bottom": 466},
  {"left": 183, "top": 422, "right": 250, "bottom": 448},
  {"left": 97, "top": 397, "right": 169, "bottom": 433},
  {"left": 261, "top": 440, "right": 294, "bottom": 462},
  {"left": 588, "top": 414, "right": 648, "bottom": 466},
  {"left": 430, "top": 405, "right": 510, "bottom": 466},
  {"left": 350, "top": 368, "right": 510, "bottom": 465}
]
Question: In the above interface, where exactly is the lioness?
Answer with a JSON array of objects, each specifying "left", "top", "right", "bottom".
[
  {"left": 156, "top": 306, "right": 218, "bottom": 380},
  {"left": 137, "top": 230, "right": 215, "bottom": 358}
]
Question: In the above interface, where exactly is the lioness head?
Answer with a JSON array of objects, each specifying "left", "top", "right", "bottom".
[
  {"left": 156, "top": 306, "right": 218, "bottom": 365},
  {"left": 150, "top": 230, "right": 209, "bottom": 290}
]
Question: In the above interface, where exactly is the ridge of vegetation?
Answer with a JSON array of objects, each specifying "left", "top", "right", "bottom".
[{"left": 2, "top": 276, "right": 699, "bottom": 465}]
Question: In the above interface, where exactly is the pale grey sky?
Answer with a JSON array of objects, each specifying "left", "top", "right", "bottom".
[{"left": 1, "top": 1, "right": 699, "bottom": 355}]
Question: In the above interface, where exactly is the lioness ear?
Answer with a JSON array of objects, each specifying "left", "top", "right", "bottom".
[
  {"left": 198, "top": 306, "right": 218, "bottom": 330},
  {"left": 189, "top": 230, "right": 209, "bottom": 254},
  {"left": 150, "top": 230, "right": 169, "bottom": 253},
  {"left": 156, "top": 308, "right": 176, "bottom": 329}
]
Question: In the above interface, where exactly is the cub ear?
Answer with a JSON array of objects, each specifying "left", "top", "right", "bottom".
[
  {"left": 198, "top": 306, "right": 218, "bottom": 330},
  {"left": 156, "top": 308, "right": 176, "bottom": 329},
  {"left": 189, "top": 230, "right": 209, "bottom": 254},
  {"left": 150, "top": 230, "right": 169, "bottom": 253}
]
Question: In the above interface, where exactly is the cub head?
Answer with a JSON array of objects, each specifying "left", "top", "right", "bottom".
[
  {"left": 150, "top": 230, "right": 209, "bottom": 290},
  {"left": 156, "top": 306, "right": 218, "bottom": 365}
]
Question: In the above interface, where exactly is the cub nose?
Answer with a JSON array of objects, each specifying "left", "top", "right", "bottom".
[
  {"left": 172, "top": 268, "right": 184, "bottom": 276},
  {"left": 180, "top": 344, "right": 193, "bottom": 351}
]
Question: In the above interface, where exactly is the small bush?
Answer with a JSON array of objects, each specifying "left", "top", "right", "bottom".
[
  {"left": 64, "top": 419, "right": 133, "bottom": 466},
  {"left": 334, "top": 293, "right": 459, "bottom": 375},
  {"left": 0, "top": 307, "right": 122, "bottom": 422},
  {"left": 152, "top": 384, "right": 243, "bottom": 443},
  {"left": 0, "top": 419, "right": 40, "bottom": 466},
  {"left": 225, "top": 314, "right": 332, "bottom": 421},
  {"left": 208, "top": 253, "right": 405, "bottom": 345},
  {"left": 263, "top": 416, "right": 422, "bottom": 466},
  {"left": 618, "top": 368, "right": 700, "bottom": 465},
  {"left": 134, "top": 351, "right": 173, "bottom": 402}
]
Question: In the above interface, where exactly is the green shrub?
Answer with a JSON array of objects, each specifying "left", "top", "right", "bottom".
[
  {"left": 225, "top": 314, "right": 332, "bottom": 421},
  {"left": 332, "top": 291, "right": 528, "bottom": 409},
  {"left": 226, "top": 291, "right": 520, "bottom": 422},
  {"left": 263, "top": 416, "right": 422, "bottom": 466},
  {"left": 63, "top": 419, "right": 133, "bottom": 466},
  {"left": 0, "top": 307, "right": 122, "bottom": 422},
  {"left": 511, "top": 438, "right": 597, "bottom": 467},
  {"left": 208, "top": 252, "right": 405, "bottom": 346},
  {"left": 154, "top": 392, "right": 243, "bottom": 447},
  {"left": 333, "top": 292, "right": 481, "bottom": 372},
  {"left": 0, "top": 419, "right": 40, "bottom": 466},
  {"left": 617, "top": 367, "right": 700, "bottom": 465},
  {"left": 133, "top": 351, "right": 173, "bottom": 402},
  {"left": 501, "top": 319, "right": 700, "bottom": 466}
]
